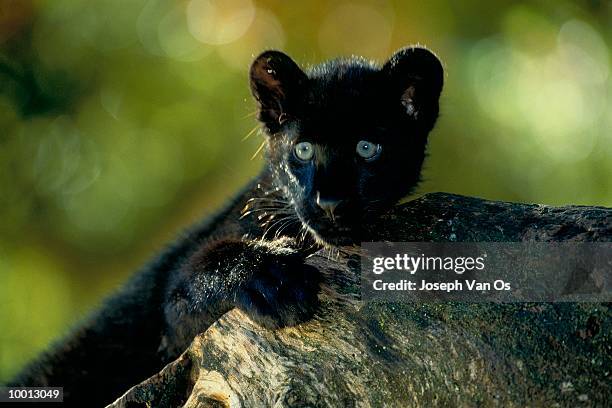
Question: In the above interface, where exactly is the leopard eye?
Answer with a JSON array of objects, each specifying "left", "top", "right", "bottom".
[
  {"left": 356, "top": 140, "right": 382, "bottom": 161},
  {"left": 294, "top": 141, "right": 314, "bottom": 161}
]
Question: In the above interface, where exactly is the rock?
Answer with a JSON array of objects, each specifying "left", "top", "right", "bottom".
[{"left": 108, "top": 193, "right": 611, "bottom": 407}]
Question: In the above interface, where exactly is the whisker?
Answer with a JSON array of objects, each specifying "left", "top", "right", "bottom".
[
  {"left": 243, "top": 205, "right": 292, "bottom": 213},
  {"left": 242, "top": 110, "right": 258, "bottom": 119},
  {"left": 241, "top": 203, "right": 293, "bottom": 215},
  {"left": 275, "top": 218, "right": 300, "bottom": 239},
  {"left": 241, "top": 125, "right": 259, "bottom": 141},
  {"left": 246, "top": 198, "right": 289, "bottom": 205},
  {"left": 241, "top": 209, "right": 292, "bottom": 218},
  {"left": 262, "top": 215, "right": 297, "bottom": 240},
  {"left": 250, "top": 141, "right": 266, "bottom": 160},
  {"left": 299, "top": 225, "right": 309, "bottom": 243}
]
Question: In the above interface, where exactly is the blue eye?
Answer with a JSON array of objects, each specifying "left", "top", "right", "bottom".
[
  {"left": 356, "top": 140, "right": 381, "bottom": 160},
  {"left": 294, "top": 141, "right": 314, "bottom": 161}
]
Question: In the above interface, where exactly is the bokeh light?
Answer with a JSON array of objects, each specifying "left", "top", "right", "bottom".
[
  {"left": 0, "top": 0, "right": 610, "bottom": 381},
  {"left": 187, "top": 0, "right": 256, "bottom": 45},
  {"left": 218, "top": 8, "right": 286, "bottom": 71}
]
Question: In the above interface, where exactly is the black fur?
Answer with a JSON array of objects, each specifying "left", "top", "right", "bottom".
[{"left": 7, "top": 46, "right": 443, "bottom": 406}]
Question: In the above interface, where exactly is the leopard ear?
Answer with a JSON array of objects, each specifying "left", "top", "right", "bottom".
[
  {"left": 250, "top": 50, "right": 307, "bottom": 134},
  {"left": 382, "top": 47, "right": 444, "bottom": 130}
]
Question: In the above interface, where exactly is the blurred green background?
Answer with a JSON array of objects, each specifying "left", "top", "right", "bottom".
[{"left": 0, "top": 0, "right": 610, "bottom": 381}]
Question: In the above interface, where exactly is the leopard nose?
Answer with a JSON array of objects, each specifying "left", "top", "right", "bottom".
[{"left": 316, "top": 192, "right": 342, "bottom": 220}]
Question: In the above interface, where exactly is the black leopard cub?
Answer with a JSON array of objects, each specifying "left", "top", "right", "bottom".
[{"left": 9, "top": 46, "right": 444, "bottom": 406}]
